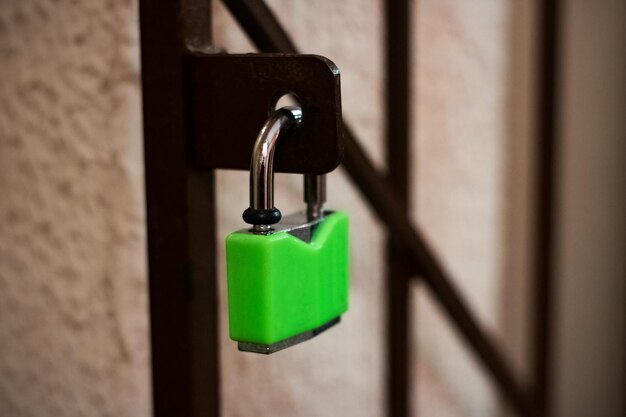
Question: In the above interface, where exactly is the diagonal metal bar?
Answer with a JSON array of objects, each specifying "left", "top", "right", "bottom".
[
  {"left": 342, "top": 126, "right": 536, "bottom": 417},
  {"left": 221, "top": 0, "right": 537, "bottom": 415}
]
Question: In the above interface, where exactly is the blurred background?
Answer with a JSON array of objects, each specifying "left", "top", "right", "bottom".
[{"left": 0, "top": 0, "right": 624, "bottom": 416}]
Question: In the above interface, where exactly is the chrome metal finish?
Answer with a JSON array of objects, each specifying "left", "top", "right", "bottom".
[
  {"left": 238, "top": 317, "right": 340, "bottom": 354},
  {"left": 241, "top": 211, "right": 332, "bottom": 243},
  {"left": 248, "top": 105, "right": 302, "bottom": 233},
  {"left": 304, "top": 174, "right": 326, "bottom": 221},
  {"left": 252, "top": 224, "right": 271, "bottom": 233}
]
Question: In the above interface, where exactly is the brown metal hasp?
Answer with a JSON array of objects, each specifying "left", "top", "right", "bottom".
[{"left": 187, "top": 53, "right": 343, "bottom": 175}]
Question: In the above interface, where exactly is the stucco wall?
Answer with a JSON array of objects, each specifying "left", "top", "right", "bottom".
[{"left": 0, "top": 1, "right": 150, "bottom": 416}]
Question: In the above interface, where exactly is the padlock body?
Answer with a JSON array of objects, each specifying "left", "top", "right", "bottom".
[{"left": 225, "top": 211, "right": 349, "bottom": 346}]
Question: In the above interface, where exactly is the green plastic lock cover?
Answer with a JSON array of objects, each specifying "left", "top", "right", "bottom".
[{"left": 225, "top": 211, "right": 349, "bottom": 346}]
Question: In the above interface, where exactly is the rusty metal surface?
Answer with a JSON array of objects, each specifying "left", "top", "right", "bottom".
[{"left": 187, "top": 54, "right": 343, "bottom": 174}]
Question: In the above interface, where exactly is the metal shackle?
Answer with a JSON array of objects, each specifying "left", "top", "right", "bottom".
[
  {"left": 304, "top": 173, "right": 326, "bottom": 222},
  {"left": 243, "top": 106, "right": 303, "bottom": 232}
]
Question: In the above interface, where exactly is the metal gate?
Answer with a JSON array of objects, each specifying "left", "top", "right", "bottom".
[{"left": 139, "top": 1, "right": 560, "bottom": 416}]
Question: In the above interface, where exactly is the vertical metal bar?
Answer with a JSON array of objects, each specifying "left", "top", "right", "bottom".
[
  {"left": 384, "top": 0, "right": 413, "bottom": 416},
  {"left": 182, "top": 3, "right": 221, "bottom": 416},
  {"left": 187, "top": 172, "right": 220, "bottom": 417},
  {"left": 532, "top": 0, "right": 561, "bottom": 415},
  {"left": 140, "top": 0, "right": 219, "bottom": 415},
  {"left": 140, "top": 1, "right": 191, "bottom": 414}
]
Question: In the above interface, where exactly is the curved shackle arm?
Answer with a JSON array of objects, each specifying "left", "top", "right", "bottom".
[{"left": 243, "top": 106, "right": 303, "bottom": 232}]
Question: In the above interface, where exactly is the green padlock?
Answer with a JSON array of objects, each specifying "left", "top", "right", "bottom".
[{"left": 225, "top": 106, "right": 349, "bottom": 354}]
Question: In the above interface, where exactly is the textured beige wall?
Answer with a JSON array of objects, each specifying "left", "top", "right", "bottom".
[
  {"left": 0, "top": 1, "right": 150, "bottom": 416},
  {"left": 3, "top": 0, "right": 622, "bottom": 416}
]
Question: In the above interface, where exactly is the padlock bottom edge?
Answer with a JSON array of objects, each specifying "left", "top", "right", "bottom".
[{"left": 237, "top": 316, "right": 341, "bottom": 355}]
